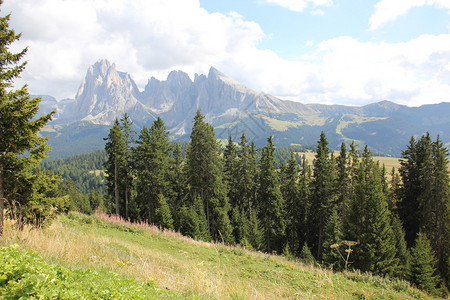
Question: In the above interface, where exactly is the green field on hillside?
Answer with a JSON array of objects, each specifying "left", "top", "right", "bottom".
[{"left": 1, "top": 212, "right": 435, "bottom": 299}]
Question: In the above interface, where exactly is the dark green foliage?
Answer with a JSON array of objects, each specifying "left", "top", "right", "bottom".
[
  {"left": 0, "top": 5, "right": 65, "bottom": 233},
  {"left": 41, "top": 150, "right": 107, "bottom": 194},
  {"left": 335, "top": 142, "right": 351, "bottom": 219},
  {"left": 296, "top": 155, "right": 311, "bottom": 253},
  {"left": 282, "top": 152, "right": 301, "bottom": 255},
  {"left": 154, "top": 194, "right": 174, "bottom": 230},
  {"left": 179, "top": 195, "right": 210, "bottom": 241},
  {"left": 391, "top": 215, "right": 410, "bottom": 279},
  {"left": 119, "top": 113, "right": 136, "bottom": 219},
  {"left": 399, "top": 133, "right": 450, "bottom": 288},
  {"left": 299, "top": 242, "right": 315, "bottom": 264},
  {"left": 235, "top": 134, "right": 261, "bottom": 248},
  {"left": 308, "top": 132, "right": 336, "bottom": 260},
  {"left": 409, "top": 232, "right": 440, "bottom": 295},
  {"left": 133, "top": 117, "right": 172, "bottom": 224},
  {"left": 322, "top": 208, "right": 344, "bottom": 270},
  {"left": 345, "top": 146, "right": 397, "bottom": 276},
  {"left": 104, "top": 119, "right": 126, "bottom": 216},
  {"left": 257, "top": 136, "right": 285, "bottom": 253},
  {"left": 185, "top": 110, "right": 233, "bottom": 243},
  {"left": 169, "top": 143, "right": 186, "bottom": 231}
]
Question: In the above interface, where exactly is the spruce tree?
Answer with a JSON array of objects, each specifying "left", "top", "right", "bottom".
[
  {"left": 257, "top": 135, "right": 285, "bottom": 253},
  {"left": 224, "top": 135, "right": 239, "bottom": 206},
  {"left": 0, "top": 4, "right": 60, "bottom": 234},
  {"left": 391, "top": 214, "right": 410, "bottom": 279},
  {"left": 345, "top": 146, "right": 397, "bottom": 275},
  {"left": 322, "top": 207, "right": 344, "bottom": 270},
  {"left": 297, "top": 155, "right": 312, "bottom": 253},
  {"left": 335, "top": 142, "right": 350, "bottom": 218},
  {"left": 180, "top": 194, "right": 210, "bottom": 241},
  {"left": 154, "top": 194, "right": 174, "bottom": 230},
  {"left": 234, "top": 134, "right": 261, "bottom": 247},
  {"left": 399, "top": 133, "right": 450, "bottom": 287},
  {"left": 133, "top": 117, "right": 172, "bottom": 224},
  {"left": 282, "top": 152, "right": 301, "bottom": 255},
  {"left": 300, "top": 242, "right": 315, "bottom": 264},
  {"left": 169, "top": 143, "right": 186, "bottom": 231},
  {"left": 185, "top": 110, "right": 233, "bottom": 242},
  {"left": 426, "top": 136, "right": 450, "bottom": 288},
  {"left": 409, "top": 232, "right": 440, "bottom": 295},
  {"left": 308, "top": 132, "right": 336, "bottom": 260},
  {"left": 119, "top": 113, "right": 136, "bottom": 219},
  {"left": 104, "top": 119, "right": 126, "bottom": 216},
  {"left": 399, "top": 134, "right": 432, "bottom": 246}
]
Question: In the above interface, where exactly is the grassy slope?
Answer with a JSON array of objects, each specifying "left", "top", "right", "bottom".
[{"left": 1, "top": 212, "right": 434, "bottom": 299}]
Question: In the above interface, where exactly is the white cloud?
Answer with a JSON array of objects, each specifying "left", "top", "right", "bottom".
[
  {"left": 3, "top": 0, "right": 264, "bottom": 99},
  {"left": 310, "top": 9, "right": 325, "bottom": 16},
  {"left": 2, "top": 0, "right": 449, "bottom": 107},
  {"left": 369, "top": 0, "right": 450, "bottom": 31},
  {"left": 266, "top": 0, "right": 332, "bottom": 13}
]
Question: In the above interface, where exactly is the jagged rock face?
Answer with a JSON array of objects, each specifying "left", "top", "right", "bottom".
[
  {"left": 49, "top": 60, "right": 298, "bottom": 128},
  {"left": 38, "top": 59, "right": 450, "bottom": 157},
  {"left": 141, "top": 70, "right": 194, "bottom": 114},
  {"left": 74, "top": 59, "right": 143, "bottom": 124}
]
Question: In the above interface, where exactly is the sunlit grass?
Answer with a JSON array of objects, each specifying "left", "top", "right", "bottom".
[{"left": 1, "top": 212, "right": 435, "bottom": 299}]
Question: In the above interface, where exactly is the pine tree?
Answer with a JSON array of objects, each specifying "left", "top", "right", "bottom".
[
  {"left": 180, "top": 194, "right": 210, "bottom": 241},
  {"left": 399, "top": 133, "right": 450, "bottom": 287},
  {"left": 399, "top": 134, "right": 432, "bottom": 246},
  {"left": 308, "top": 132, "right": 336, "bottom": 261},
  {"left": 282, "top": 152, "right": 301, "bottom": 255},
  {"left": 169, "top": 143, "right": 186, "bottom": 231},
  {"left": 0, "top": 4, "right": 65, "bottom": 233},
  {"left": 257, "top": 135, "right": 285, "bottom": 253},
  {"left": 335, "top": 142, "right": 350, "bottom": 218},
  {"left": 388, "top": 167, "right": 410, "bottom": 279},
  {"left": 391, "top": 214, "right": 410, "bottom": 279},
  {"left": 322, "top": 207, "right": 344, "bottom": 270},
  {"left": 300, "top": 242, "right": 315, "bottom": 264},
  {"left": 235, "top": 134, "right": 261, "bottom": 248},
  {"left": 133, "top": 117, "right": 172, "bottom": 224},
  {"left": 185, "top": 110, "right": 233, "bottom": 242},
  {"left": 104, "top": 119, "right": 126, "bottom": 216},
  {"left": 297, "top": 155, "right": 312, "bottom": 254},
  {"left": 409, "top": 232, "right": 440, "bottom": 295},
  {"left": 224, "top": 135, "right": 239, "bottom": 206},
  {"left": 154, "top": 194, "right": 174, "bottom": 230},
  {"left": 426, "top": 136, "right": 450, "bottom": 288},
  {"left": 345, "top": 146, "right": 397, "bottom": 275},
  {"left": 119, "top": 113, "right": 136, "bottom": 219}
]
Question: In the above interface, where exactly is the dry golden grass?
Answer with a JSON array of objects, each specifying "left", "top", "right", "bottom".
[{"left": 1, "top": 213, "right": 434, "bottom": 299}]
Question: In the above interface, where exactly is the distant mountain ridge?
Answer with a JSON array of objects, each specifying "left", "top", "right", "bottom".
[{"left": 38, "top": 59, "right": 450, "bottom": 158}]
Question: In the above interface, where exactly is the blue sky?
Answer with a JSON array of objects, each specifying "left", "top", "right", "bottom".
[
  {"left": 3, "top": 0, "right": 450, "bottom": 106},
  {"left": 200, "top": 0, "right": 450, "bottom": 58}
]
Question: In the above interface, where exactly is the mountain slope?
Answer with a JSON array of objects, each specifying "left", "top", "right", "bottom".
[
  {"left": 1, "top": 212, "right": 434, "bottom": 299},
  {"left": 38, "top": 59, "right": 450, "bottom": 157}
]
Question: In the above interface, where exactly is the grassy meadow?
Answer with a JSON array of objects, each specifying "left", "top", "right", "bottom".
[{"left": 1, "top": 211, "right": 436, "bottom": 299}]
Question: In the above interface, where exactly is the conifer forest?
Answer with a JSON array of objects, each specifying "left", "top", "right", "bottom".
[{"left": 99, "top": 111, "right": 450, "bottom": 295}]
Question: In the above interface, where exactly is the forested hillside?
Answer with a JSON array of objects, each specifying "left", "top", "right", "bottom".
[
  {"left": 41, "top": 150, "right": 107, "bottom": 194},
  {"left": 99, "top": 111, "right": 449, "bottom": 296}
]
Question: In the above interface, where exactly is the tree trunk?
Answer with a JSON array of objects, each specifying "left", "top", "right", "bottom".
[
  {"left": 125, "top": 184, "right": 128, "bottom": 219},
  {"left": 114, "top": 157, "right": 119, "bottom": 216},
  {"left": 0, "top": 171, "right": 4, "bottom": 237}
]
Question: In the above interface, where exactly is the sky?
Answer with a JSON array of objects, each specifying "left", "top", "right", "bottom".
[{"left": 3, "top": 0, "right": 450, "bottom": 106}]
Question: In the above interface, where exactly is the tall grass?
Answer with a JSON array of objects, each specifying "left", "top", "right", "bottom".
[{"left": 1, "top": 212, "right": 435, "bottom": 299}]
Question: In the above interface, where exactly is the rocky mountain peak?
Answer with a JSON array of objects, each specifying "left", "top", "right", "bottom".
[{"left": 73, "top": 59, "right": 141, "bottom": 124}]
